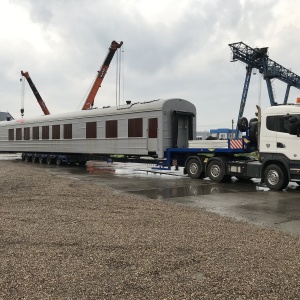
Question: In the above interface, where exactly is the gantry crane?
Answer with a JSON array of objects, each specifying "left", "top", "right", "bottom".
[
  {"left": 21, "top": 71, "right": 50, "bottom": 115},
  {"left": 229, "top": 42, "right": 300, "bottom": 135},
  {"left": 82, "top": 40, "right": 123, "bottom": 110}
]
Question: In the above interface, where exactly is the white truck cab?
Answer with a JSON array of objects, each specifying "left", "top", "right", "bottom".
[{"left": 259, "top": 104, "right": 300, "bottom": 190}]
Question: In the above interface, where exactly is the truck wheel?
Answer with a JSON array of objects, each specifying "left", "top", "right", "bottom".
[
  {"left": 46, "top": 156, "right": 53, "bottom": 165},
  {"left": 249, "top": 121, "right": 258, "bottom": 144},
  {"left": 264, "top": 164, "right": 289, "bottom": 191},
  {"left": 24, "top": 154, "right": 31, "bottom": 162},
  {"left": 32, "top": 156, "right": 37, "bottom": 163},
  {"left": 186, "top": 158, "right": 203, "bottom": 179},
  {"left": 39, "top": 156, "right": 44, "bottom": 164},
  {"left": 207, "top": 160, "right": 228, "bottom": 182}
]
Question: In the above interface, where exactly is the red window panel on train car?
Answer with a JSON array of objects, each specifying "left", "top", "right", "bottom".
[
  {"left": 128, "top": 118, "right": 143, "bottom": 137},
  {"left": 8, "top": 129, "right": 14, "bottom": 141},
  {"left": 42, "top": 126, "right": 49, "bottom": 140},
  {"left": 86, "top": 122, "right": 97, "bottom": 138},
  {"left": 24, "top": 127, "right": 30, "bottom": 140},
  {"left": 52, "top": 125, "right": 60, "bottom": 139},
  {"left": 106, "top": 120, "right": 118, "bottom": 138},
  {"left": 33, "top": 126, "right": 39, "bottom": 140},
  {"left": 64, "top": 124, "right": 72, "bottom": 139},
  {"left": 16, "top": 128, "right": 22, "bottom": 140},
  {"left": 148, "top": 118, "right": 158, "bottom": 138}
]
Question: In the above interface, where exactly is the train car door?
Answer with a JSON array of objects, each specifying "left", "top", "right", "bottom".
[
  {"left": 172, "top": 111, "right": 194, "bottom": 148},
  {"left": 147, "top": 117, "right": 158, "bottom": 152},
  {"left": 177, "top": 116, "right": 189, "bottom": 148}
]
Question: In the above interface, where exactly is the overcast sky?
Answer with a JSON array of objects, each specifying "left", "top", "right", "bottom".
[{"left": 1, "top": 0, "right": 300, "bottom": 131}]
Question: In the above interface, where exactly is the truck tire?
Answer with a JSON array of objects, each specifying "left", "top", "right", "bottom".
[
  {"left": 264, "top": 164, "right": 289, "bottom": 191},
  {"left": 207, "top": 160, "right": 228, "bottom": 182},
  {"left": 186, "top": 158, "right": 204, "bottom": 179},
  {"left": 237, "top": 117, "right": 248, "bottom": 132},
  {"left": 32, "top": 156, "right": 37, "bottom": 163},
  {"left": 24, "top": 154, "right": 31, "bottom": 162},
  {"left": 39, "top": 156, "right": 44, "bottom": 164},
  {"left": 249, "top": 121, "right": 258, "bottom": 144}
]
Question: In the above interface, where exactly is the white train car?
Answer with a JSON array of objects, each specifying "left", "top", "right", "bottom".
[{"left": 0, "top": 98, "right": 196, "bottom": 163}]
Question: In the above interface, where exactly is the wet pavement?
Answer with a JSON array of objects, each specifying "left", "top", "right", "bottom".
[{"left": 3, "top": 154, "right": 300, "bottom": 236}]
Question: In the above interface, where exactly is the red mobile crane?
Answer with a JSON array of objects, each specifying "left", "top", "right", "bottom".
[
  {"left": 82, "top": 40, "right": 123, "bottom": 110},
  {"left": 21, "top": 71, "right": 50, "bottom": 115}
]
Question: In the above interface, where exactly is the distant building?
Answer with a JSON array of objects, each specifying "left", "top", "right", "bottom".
[
  {"left": 210, "top": 128, "right": 237, "bottom": 139},
  {"left": 0, "top": 112, "right": 14, "bottom": 121},
  {"left": 196, "top": 130, "right": 210, "bottom": 140}
]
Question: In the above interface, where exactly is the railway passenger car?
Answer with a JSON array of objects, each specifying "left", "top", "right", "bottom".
[{"left": 0, "top": 98, "right": 196, "bottom": 163}]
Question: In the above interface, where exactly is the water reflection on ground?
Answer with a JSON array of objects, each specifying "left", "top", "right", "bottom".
[{"left": 3, "top": 154, "right": 300, "bottom": 235}]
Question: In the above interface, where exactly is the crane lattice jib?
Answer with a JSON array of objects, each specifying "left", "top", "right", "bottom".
[
  {"left": 229, "top": 41, "right": 300, "bottom": 138},
  {"left": 229, "top": 42, "right": 300, "bottom": 89}
]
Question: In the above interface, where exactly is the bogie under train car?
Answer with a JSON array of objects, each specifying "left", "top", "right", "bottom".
[{"left": 0, "top": 98, "right": 196, "bottom": 164}]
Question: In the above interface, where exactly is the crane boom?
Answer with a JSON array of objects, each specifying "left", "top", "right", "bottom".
[
  {"left": 82, "top": 40, "right": 123, "bottom": 110},
  {"left": 21, "top": 71, "right": 50, "bottom": 115}
]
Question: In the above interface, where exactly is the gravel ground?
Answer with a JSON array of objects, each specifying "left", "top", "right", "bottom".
[{"left": 1, "top": 160, "right": 300, "bottom": 300}]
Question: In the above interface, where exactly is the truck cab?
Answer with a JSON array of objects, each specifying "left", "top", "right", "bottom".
[{"left": 259, "top": 104, "right": 300, "bottom": 189}]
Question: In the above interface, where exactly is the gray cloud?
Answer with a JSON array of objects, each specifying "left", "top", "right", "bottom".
[{"left": 1, "top": 0, "right": 299, "bottom": 130}]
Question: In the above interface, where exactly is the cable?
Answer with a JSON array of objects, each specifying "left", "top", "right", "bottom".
[
  {"left": 118, "top": 46, "right": 121, "bottom": 106},
  {"left": 20, "top": 74, "right": 25, "bottom": 117},
  {"left": 122, "top": 45, "right": 125, "bottom": 105}
]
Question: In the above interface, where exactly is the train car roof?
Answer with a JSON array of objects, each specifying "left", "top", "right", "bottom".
[{"left": 0, "top": 98, "right": 196, "bottom": 126}]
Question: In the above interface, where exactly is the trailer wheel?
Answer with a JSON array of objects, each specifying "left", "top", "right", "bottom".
[
  {"left": 56, "top": 156, "right": 62, "bottom": 166},
  {"left": 46, "top": 156, "right": 53, "bottom": 165},
  {"left": 39, "top": 156, "right": 44, "bottom": 164},
  {"left": 186, "top": 158, "right": 204, "bottom": 179},
  {"left": 24, "top": 154, "right": 31, "bottom": 162},
  {"left": 207, "top": 160, "right": 227, "bottom": 182},
  {"left": 32, "top": 156, "right": 37, "bottom": 163},
  {"left": 264, "top": 164, "right": 289, "bottom": 191}
]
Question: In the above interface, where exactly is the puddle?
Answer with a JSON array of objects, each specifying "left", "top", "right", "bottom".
[{"left": 3, "top": 155, "right": 300, "bottom": 235}]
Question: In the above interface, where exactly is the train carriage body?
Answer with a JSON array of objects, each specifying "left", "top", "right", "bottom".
[{"left": 0, "top": 98, "right": 196, "bottom": 159}]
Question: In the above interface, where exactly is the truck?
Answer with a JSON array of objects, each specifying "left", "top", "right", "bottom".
[{"left": 168, "top": 103, "right": 300, "bottom": 191}]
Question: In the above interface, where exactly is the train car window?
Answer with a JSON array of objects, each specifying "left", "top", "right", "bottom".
[
  {"left": 42, "top": 126, "right": 49, "bottom": 140},
  {"left": 24, "top": 127, "right": 30, "bottom": 140},
  {"left": 128, "top": 118, "right": 143, "bottom": 137},
  {"left": 64, "top": 124, "right": 72, "bottom": 139},
  {"left": 33, "top": 126, "right": 39, "bottom": 140},
  {"left": 16, "top": 128, "right": 22, "bottom": 140},
  {"left": 86, "top": 122, "right": 97, "bottom": 138},
  {"left": 8, "top": 129, "right": 14, "bottom": 141},
  {"left": 148, "top": 118, "right": 158, "bottom": 138},
  {"left": 106, "top": 120, "right": 118, "bottom": 138},
  {"left": 52, "top": 125, "right": 60, "bottom": 139}
]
